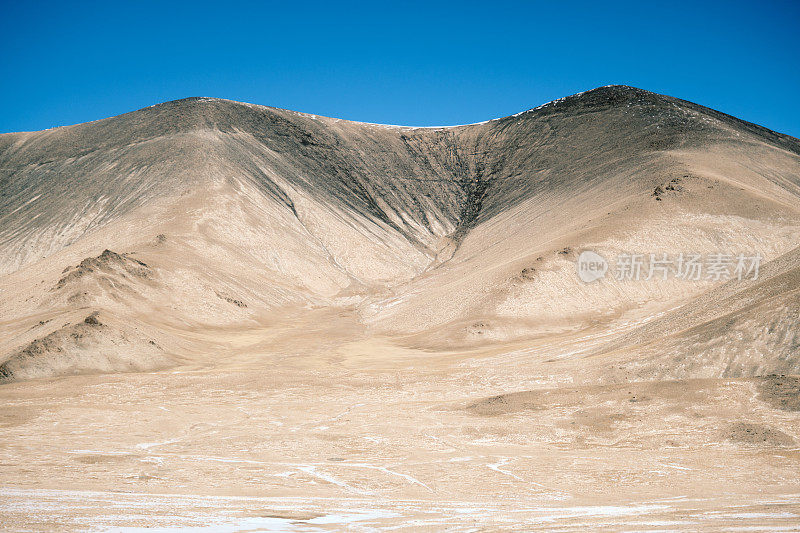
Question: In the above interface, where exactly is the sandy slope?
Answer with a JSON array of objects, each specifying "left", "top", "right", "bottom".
[{"left": 1, "top": 86, "right": 800, "bottom": 530}]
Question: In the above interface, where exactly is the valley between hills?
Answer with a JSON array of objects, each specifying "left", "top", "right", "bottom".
[{"left": 1, "top": 86, "right": 800, "bottom": 530}]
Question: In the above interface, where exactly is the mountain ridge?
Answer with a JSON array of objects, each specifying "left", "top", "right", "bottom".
[
  {"left": 1, "top": 85, "right": 800, "bottom": 383},
  {"left": 4, "top": 85, "right": 799, "bottom": 143}
]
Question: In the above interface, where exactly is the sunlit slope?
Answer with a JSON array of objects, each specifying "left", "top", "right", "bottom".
[
  {"left": 1, "top": 86, "right": 799, "bottom": 382},
  {"left": 365, "top": 87, "right": 800, "bottom": 345}
]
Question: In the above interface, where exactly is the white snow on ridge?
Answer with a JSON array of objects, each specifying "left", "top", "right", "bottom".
[
  {"left": 5, "top": 86, "right": 625, "bottom": 136},
  {"left": 219, "top": 90, "right": 606, "bottom": 130}
]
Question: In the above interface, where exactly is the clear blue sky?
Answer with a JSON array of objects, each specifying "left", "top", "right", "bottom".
[{"left": 1, "top": 0, "right": 798, "bottom": 136}]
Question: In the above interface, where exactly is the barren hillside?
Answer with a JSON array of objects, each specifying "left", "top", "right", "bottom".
[{"left": 1, "top": 86, "right": 799, "bottom": 530}]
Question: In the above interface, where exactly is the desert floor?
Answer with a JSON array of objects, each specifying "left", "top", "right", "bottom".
[{"left": 2, "top": 307, "right": 799, "bottom": 531}]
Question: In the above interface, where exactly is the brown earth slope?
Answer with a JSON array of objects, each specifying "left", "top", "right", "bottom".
[
  {"left": 1, "top": 86, "right": 800, "bottom": 530},
  {"left": 2, "top": 85, "right": 799, "bottom": 380}
]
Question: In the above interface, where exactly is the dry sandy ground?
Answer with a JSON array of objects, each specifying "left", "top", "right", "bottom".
[
  {"left": 1, "top": 86, "right": 800, "bottom": 530},
  {"left": 1, "top": 310, "right": 799, "bottom": 530}
]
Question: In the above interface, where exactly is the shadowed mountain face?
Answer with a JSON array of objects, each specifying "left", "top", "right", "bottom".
[{"left": 1, "top": 85, "right": 800, "bottom": 382}]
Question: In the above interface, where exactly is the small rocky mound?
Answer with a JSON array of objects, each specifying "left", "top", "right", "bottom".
[
  {"left": 757, "top": 375, "right": 800, "bottom": 411},
  {"left": 466, "top": 391, "right": 544, "bottom": 416},
  {"left": 724, "top": 422, "right": 795, "bottom": 447},
  {"left": 0, "top": 311, "right": 166, "bottom": 383},
  {"left": 0, "top": 313, "right": 105, "bottom": 382},
  {"left": 652, "top": 176, "right": 684, "bottom": 201},
  {"left": 55, "top": 250, "right": 151, "bottom": 290}
]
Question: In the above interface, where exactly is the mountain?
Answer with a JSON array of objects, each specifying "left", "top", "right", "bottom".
[
  {"left": 2, "top": 86, "right": 800, "bottom": 529},
  {"left": 2, "top": 85, "right": 798, "bottom": 381}
]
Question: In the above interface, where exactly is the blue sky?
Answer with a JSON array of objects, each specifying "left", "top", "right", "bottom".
[{"left": 1, "top": 0, "right": 798, "bottom": 136}]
